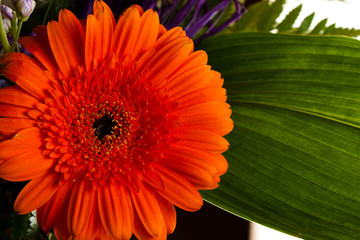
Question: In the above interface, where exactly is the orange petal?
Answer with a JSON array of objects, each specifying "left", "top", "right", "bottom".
[
  {"left": 67, "top": 179, "right": 95, "bottom": 237},
  {"left": 59, "top": 9, "right": 85, "bottom": 64},
  {"left": 1, "top": 54, "right": 52, "bottom": 99},
  {"left": 205, "top": 70, "right": 223, "bottom": 88},
  {"left": 93, "top": 0, "right": 114, "bottom": 62},
  {"left": 153, "top": 163, "right": 203, "bottom": 212},
  {"left": 37, "top": 182, "right": 71, "bottom": 233},
  {"left": 98, "top": 182, "right": 133, "bottom": 240},
  {"left": 130, "top": 182, "right": 163, "bottom": 237},
  {"left": 19, "top": 36, "right": 58, "bottom": 74},
  {"left": 160, "top": 148, "right": 217, "bottom": 176},
  {"left": 157, "top": 157, "right": 214, "bottom": 189},
  {"left": 171, "top": 101, "right": 233, "bottom": 135},
  {"left": 131, "top": 9, "right": 159, "bottom": 60},
  {"left": 84, "top": 14, "right": 100, "bottom": 71},
  {"left": 134, "top": 207, "right": 167, "bottom": 240},
  {"left": 164, "top": 66, "right": 211, "bottom": 100},
  {"left": 154, "top": 193, "right": 176, "bottom": 234},
  {"left": 175, "top": 129, "right": 230, "bottom": 153},
  {"left": 47, "top": 19, "right": 81, "bottom": 78},
  {"left": 76, "top": 195, "right": 101, "bottom": 240},
  {"left": 142, "top": 37, "right": 193, "bottom": 86},
  {"left": 0, "top": 86, "right": 39, "bottom": 108},
  {"left": 0, "top": 118, "right": 36, "bottom": 135},
  {"left": 171, "top": 144, "right": 229, "bottom": 176},
  {"left": 53, "top": 196, "right": 73, "bottom": 240},
  {"left": 0, "top": 102, "right": 30, "bottom": 118},
  {"left": 14, "top": 172, "right": 60, "bottom": 214},
  {"left": 174, "top": 87, "right": 227, "bottom": 109},
  {"left": 153, "top": 27, "right": 186, "bottom": 51},
  {"left": 112, "top": 6, "right": 141, "bottom": 60},
  {"left": 0, "top": 127, "right": 45, "bottom": 161},
  {"left": 0, "top": 150, "right": 55, "bottom": 181}
]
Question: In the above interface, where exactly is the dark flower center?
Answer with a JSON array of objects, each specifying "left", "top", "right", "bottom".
[{"left": 93, "top": 114, "right": 116, "bottom": 140}]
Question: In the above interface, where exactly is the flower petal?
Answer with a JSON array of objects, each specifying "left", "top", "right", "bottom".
[
  {"left": 0, "top": 86, "right": 39, "bottom": 108},
  {"left": 130, "top": 182, "right": 163, "bottom": 237},
  {"left": 93, "top": 0, "right": 114, "bottom": 62},
  {"left": 14, "top": 172, "right": 60, "bottom": 214},
  {"left": 131, "top": 9, "right": 159, "bottom": 60},
  {"left": 153, "top": 163, "right": 203, "bottom": 212},
  {"left": 0, "top": 54, "right": 52, "bottom": 99},
  {"left": 47, "top": 20, "right": 81, "bottom": 78},
  {"left": 154, "top": 193, "right": 176, "bottom": 234},
  {"left": 67, "top": 179, "right": 95, "bottom": 237},
  {"left": 0, "top": 150, "right": 55, "bottom": 181},
  {"left": 112, "top": 6, "right": 141, "bottom": 60},
  {"left": 19, "top": 36, "right": 58, "bottom": 74},
  {"left": 171, "top": 101, "right": 233, "bottom": 135},
  {"left": 0, "top": 127, "right": 43, "bottom": 160},
  {"left": 0, "top": 118, "right": 36, "bottom": 135},
  {"left": 172, "top": 144, "right": 229, "bottom": 176},
  {"left": 176, "top": 129, "right": 230, "bottom": 153},
  {"left": 37, "top": 182, "right": 71, "bottom": 233},
  {"left": 157, "top": 156, "right": 214, "bottom": 189},
  {"left": 134, "top": 208, "right": 167, "bottom": 240},
  {"left": 98, "top": 182, "right": 133, "bottom": 240},
  {"left": 142, "top": 37, "right": 193, "bottom": 86},
  {"left": 0, "top": 102, "right": 30, "bottom": 118}
]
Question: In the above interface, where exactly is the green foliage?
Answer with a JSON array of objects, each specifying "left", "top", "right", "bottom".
[
  {"left": 297, "top": 12, "right": 315, "bottom": 33},
  {"left": 11, "top": 212, "right": 29, "bottom": 240},
  {"left": 276, "top": 4, "right": 302, "bottom": 32},
  {"left": 199, "top": 31, "right": 360, "bottom": 240},
  {"left": 233, "top": 0, "right": 360, "bottom": 37}
]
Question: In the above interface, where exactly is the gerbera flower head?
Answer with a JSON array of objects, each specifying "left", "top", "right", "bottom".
[{"left": 0, "top": 1, "right": 233, "bottom": 239}]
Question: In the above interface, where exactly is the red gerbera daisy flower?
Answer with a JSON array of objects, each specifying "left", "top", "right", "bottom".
[{"left": 0, "top": 1, "right": 233, "bottom": 239}]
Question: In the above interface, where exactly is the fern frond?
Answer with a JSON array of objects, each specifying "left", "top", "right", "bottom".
[{"left": 276, "top": 4, "right": 302, "bottom": 32}]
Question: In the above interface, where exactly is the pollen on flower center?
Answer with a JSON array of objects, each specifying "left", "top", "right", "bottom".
[{"left": 93, "top": 114, "right": 116, "bottom": 141}]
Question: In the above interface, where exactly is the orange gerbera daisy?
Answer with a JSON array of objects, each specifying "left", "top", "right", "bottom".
[{"left": 0, "top": 1, "right": 233, "bottom": 239}]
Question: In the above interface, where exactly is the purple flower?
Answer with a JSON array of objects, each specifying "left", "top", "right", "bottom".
[
  {"left": 12, "top": 0, "right": 36, "bottom": 21},
  {"left": 1, "top": 4, "right": 14, "bottom": 20},
  {"left": 1, "top": 4, "right": 14, "bottom": 33},
  {"left": 152, "top": 0, "right": 246, "bottom": 43},
  {"left": 72, "top": 0, "right": 245, "bottom": 43}
]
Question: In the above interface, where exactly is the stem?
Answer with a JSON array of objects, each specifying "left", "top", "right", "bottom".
[
  {"left": 10, "top": 20, "right": 22, "bottom": 52},
  {"left": 43, "top": 0, "right": 53, "bottom": 25},
  {"left": 0, "top": 0, "right": 11, "bottom": 53}
]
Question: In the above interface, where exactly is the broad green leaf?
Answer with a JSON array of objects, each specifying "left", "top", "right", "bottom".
[
  {"left": 276, "top": 4, "right": 302, "bottom": 32},
  {"left": 199, "top": 32, "right": 360, "bottom": 240}
]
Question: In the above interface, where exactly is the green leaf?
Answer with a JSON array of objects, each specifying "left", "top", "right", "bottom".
[
  {"left": 199, "top": 32, "right": 360, "bottom": 240},
  {"left": 331, "top": 27, "right": 360, "bottom": 37},
  {"left": 233, "top": 1, "right": 269, "bottom": 32},
  {"left": 297, "top": 12, "right": 315, "bottom": 33},
  {"left": 11, "top": 212, "right": 29, "bottom": 240},
  {"left": 276, "top": 4, "right": 302, "bottom": 32},
  {"left": 324, "top": 23, "right": 336, "bottom": 35},
  {"left": 258, "top": 0, "right": 286, "bottom": 31},
  {"left": 310, "top": 18, "right": 328, "bottom": 34}
]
